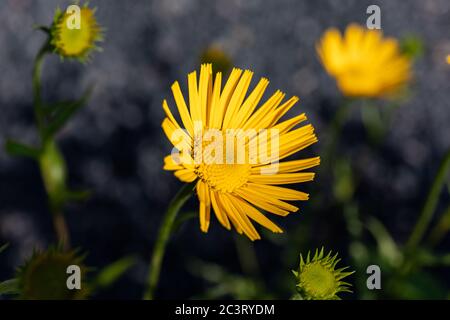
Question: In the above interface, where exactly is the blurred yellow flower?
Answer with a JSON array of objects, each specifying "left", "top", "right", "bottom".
[
  {"left": 317, "top": 24, "right": 412, "bottom": 98},
  {"left": 50, "top": 4, "right": 103, "bottom": 61},
  {"left": 162, "top": 64, "right": 320, "bottom": 240},
  {"left": 447, "top": 55, "right": 450, "bottom": 64}
]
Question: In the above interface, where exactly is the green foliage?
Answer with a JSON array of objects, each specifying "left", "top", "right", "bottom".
[
  {"left": 188, "top": 260, "right": 273, "bottom": 299},
  {"left": 5, "top": 141, "right": 41, "bottom": 159},
  {"left": 92, "top": 256, "right": 136, "bottom": 290},
  {"left": 0, "top": 279, "right": 19, "bottom": 296},
  {"left": 0, "top": 243, "right": 9, "bottom": 254},
  {"left": 43, "top": 87, "right": 93, "bottom": 139}
]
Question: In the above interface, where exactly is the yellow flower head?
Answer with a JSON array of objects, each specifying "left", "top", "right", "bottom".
[
  {"left": 292, "top": 248, "right": 354, "bottom": 300},
  {"left": 316, "top": 24, "right": 412, "bottom": 98},
  {"left": 50, "top": 4, "right": 103, "bottom": 61},
  {"left": 162, "top": 64, "right": 320, "bottom": 240},
  {"left": 447, "top": 55, "right": 450, "bottom": 65}
]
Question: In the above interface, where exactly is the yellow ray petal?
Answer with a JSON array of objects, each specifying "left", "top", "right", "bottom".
[
  {"left": 244, "top": 183, "right": 310, "bottom": 201},
  {"left": 232, "top": 77, "right": 269, "bottom": 129},
  {"left": 215, "top": 191, "right": 242, "bottom": 234},
  {"left": 220, "top": 193, "right": 260, "bottom": 240},
  {"left": 273, "top": 113, "right": 307, "bottom": 134},
  {"left": 243, "top": 90, "right": 285, "bottom": 130},
  {"left": 248, "top": 172, "right": 315, "bottom": 185},
  {"left": 188, "top": 71, "right": 201, "bottom": 124},
  {"left": 174, "top": 169, "right": 197, "bottom": 182},
  {"left": 171, "top": 81, "right": 194, "bottom": 136},
  {"left": 232, "top": 196, "right": 283, "bottom": 233},
  {"left": 210, "top": 190, "right": 231, "bottom": 230},
  {"left": 212, "top": 68, "right": 243, "bottom": 129},
  {"left": 199, "top": 64, "right": 212, "bottom": 126},
  {"left": 222, "top": 70, "right": 253, "bottom": 129},
  {"left": 238, "top": 186, "right": 299, "bottom": 212},
  {"left": 163, "top": 155, "right": 183, "bottom": 171},
  {"left": 208, "top": 72, "right": 223, "bottom": 129},
  {"left": 253, "top": 156, "right": 320, "bottom": 173},
  {"left": 258, "top": 96, "right": 299, "bottom": 129},
  {"left": 234, "top": 188, "right": 290, "bottom": 216},
  {"left": 197, "top": 180, "right": 211, "bottom": 232},
  {"left": 161, "top": 118, "right": 192, "bottom": 151}
]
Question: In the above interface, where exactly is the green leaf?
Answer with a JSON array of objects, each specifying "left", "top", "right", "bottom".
[
  {"left": 44, "top": 87, "right": 93, "bottom": 138},
  {"left": 5, "top": 140, "right": 40, "bottom": 159},
  {"left": 415, "top": 250, "right": 450, "bottom": 267},
  {"left": 187, "top": 259, "right": 272, "bottom": 299},
  {"left": 92, "top": 256, "right": 135, "bottom": 289},
  {"left": 366, "top": 216, "right": 402, "bottom": 267},
  {"left": 0, "top": 243, "right": 9, "bottom": 254},
  {"left": 0, "top": 279, "right": 19, "bottom": 296},
  {"left": 392, "top": 271, "right": 446, "bottom": 299}
]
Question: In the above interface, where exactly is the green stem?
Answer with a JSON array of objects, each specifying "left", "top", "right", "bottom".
[
  {"left": 322, "top": 98, "right": 353, "bottom": 169},
  {"left": 53, "top": 212, "right": 71, "bottom": 251},
  {"left": 427, "top": 205, "right": 450, "bottom": 247},
  {"left": 33, "top": 43, "right": 50, "bottom": 139},
  {"left": 32, "top": 42, "right": 71, "bottom": 249},
  {"left": 406, "top": 150, "right": 450, "bottom": 250},
  {"left": 143, "top": 183, "right": 195, "bottom": 300}
]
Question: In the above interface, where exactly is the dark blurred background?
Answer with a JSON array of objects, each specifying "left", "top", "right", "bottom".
[{"left": 0, "top": 0, "right": 449, "bottom": 299}]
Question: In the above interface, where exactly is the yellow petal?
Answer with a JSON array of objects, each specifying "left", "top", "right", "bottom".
[
  {"left": 232, "top": 196, "right": 283, "bottom": 233},
  {"left": 213, "top": 68, "right": 243, "bottom": 129},
  {"left": 222, "top": 70, "right": 253, "bottom": 129},
  {"left": 210, "top": 190, "right": 231, "bottom": 230},
  {"left": 248, "top": 172, "right": 315, "bottom": 185},
  {"left": 174, "top": 169, "right": 197, "bottom": 182},
  {"left": 244, "top": 183, "right": 309, "bottom": 201},
  {"left": 232, "top": 77, "right": 269, "bottom": 129},
  {"left": 197, "top": 180, "right": 211, "bottom": 232},
  {"left": 171, "top": 81, "right": 194, "bottom": 136}
]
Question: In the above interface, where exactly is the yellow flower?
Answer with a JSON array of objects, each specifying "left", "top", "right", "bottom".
[
  {"left": 50, "top": 4, "right": 103, "bottom": 61},
  {"left": 162, "top": 64, "right": 320, "bottom": 240},
  {"left": 317, "top": 24, "right": 412, "bottom": 98},
  {"left": 447, "top": 55, "right": 450, "bottom": 64}
]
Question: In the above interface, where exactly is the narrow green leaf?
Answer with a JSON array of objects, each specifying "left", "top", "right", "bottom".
[
  {"left": 44, "top": 87, "right": 93, "bottom": 137},
  {"left": 93, "top": 256, "right": 135, "bottom": 289},
  {"left": 366, "top": 216, "right": 402, "bottom": 267},
  {"left": 0, "top": 279, "right": 19, "bottom": 295},
  {"left": 0, "top": 243, "right": 9, "bottom": 254},
  {"left": 5, "top": 140, "right": 40, "bottom": 159}
]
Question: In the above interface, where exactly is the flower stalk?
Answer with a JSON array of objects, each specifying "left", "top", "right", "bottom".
[
  {"left": 407, "top": 150, "right": 450, "bottom": 250},
  {"left": 144, "top": 183, "right": 195, "bottom": 300},
  {"left": 32, "top": 44, "right": 72, "bottom": 250}
]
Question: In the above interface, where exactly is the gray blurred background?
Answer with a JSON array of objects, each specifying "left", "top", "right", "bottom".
[{"left": 0, "top": 0, "right": 449, "bottom": 298}]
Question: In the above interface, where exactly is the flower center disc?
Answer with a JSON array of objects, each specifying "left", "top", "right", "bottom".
[{"left": 196, "top": 163, "right": 250, "bottom": 193}]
